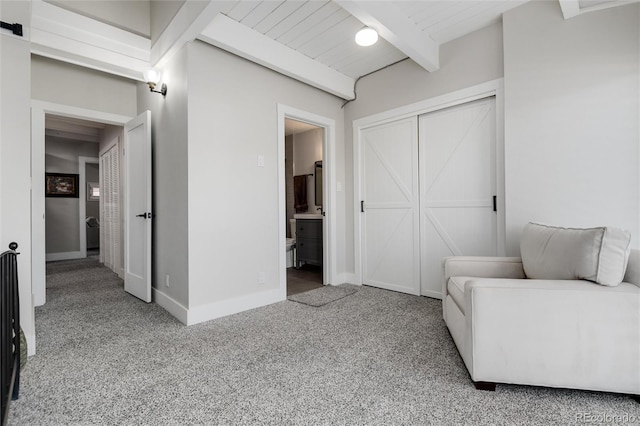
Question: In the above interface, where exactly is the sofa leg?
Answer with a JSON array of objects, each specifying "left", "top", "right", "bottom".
[{"left": 474, "top": 381, "right": 496, "bottom": 391}]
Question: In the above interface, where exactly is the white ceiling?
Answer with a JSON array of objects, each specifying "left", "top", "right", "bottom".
[
  {"left": 28, "top": 0, "right": 638, "bottom": 100},
  {"left": 218, "top": 0, "right": 528, "bottom": 79},
  {"left": 285, "top": 118, "right": 321, "bottom": 136},
  {"left": 396, "top": 1, "right": 528, "bottom": 44},
  {"left": 579, "top": 0, "right": 618, "bottom": 7},
  {"left": 45, "top": 115, "right": 105, "bottom": 143},
  {"left": 222, "top": 1, "right": 407, "bottom": 79}
]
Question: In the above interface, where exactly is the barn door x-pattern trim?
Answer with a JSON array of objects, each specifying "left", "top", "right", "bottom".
[
  {"left": 421, "top": 100, "right": 493, "bottom": 257},
  {"left": 421, "top": 101, "right": 491, "bottom": 194},
  {"left": 365, "top": 134, "right": 414, "bottom": 278},
  {"left": 361, "top": 116, "right": 420, "bottom": 295},
  {"left": 368, "top": 139, "right": 413, "bottom": 205},
  {"left": 353, "top": 79, "right": 504, "bottom": 294}
]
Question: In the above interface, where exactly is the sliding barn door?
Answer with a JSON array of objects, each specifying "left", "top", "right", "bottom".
[
  {"left": 419, "top": 97, "right": 497, "bottom": 297},
  {"left": 361, "top": 117, "right": 421, "bottom": 295}
]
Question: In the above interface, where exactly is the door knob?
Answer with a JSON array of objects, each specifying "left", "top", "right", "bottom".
[{"left": 136, "top": 212, "right": 151, "bottom": 219}]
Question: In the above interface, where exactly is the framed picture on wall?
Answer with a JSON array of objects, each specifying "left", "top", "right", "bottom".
[{"left": 45, "top": 173, "right": 79, "bottom": 198}]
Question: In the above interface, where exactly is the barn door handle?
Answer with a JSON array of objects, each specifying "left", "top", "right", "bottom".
[
  {"left": 361, "top": 200, "right": 365, "bottom": 213},
  {"left": 492, "top": 196, "right": 497, "bottom": 212}
]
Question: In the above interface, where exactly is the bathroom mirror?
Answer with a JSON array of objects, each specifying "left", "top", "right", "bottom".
[{"left": 314, "top": 161, "right": 323, "bottom": 207}]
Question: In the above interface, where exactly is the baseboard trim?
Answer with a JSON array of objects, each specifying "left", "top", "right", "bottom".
[
  {"left": 187, "top": 288, "right": 284, "bottom": 326},
  {"left": 25, "top": 332, "right": 36, "bottom": 356},
  {"left": 46, "top": 251, "right": 83, "bottom": 262},
  {"left": 153, "top": 288, "right": 188, "bottom": 325},
  {"left": 422, "top": 289, "right": 443, "bottom": 300}
]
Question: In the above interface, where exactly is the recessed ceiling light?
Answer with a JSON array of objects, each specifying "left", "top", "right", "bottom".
[{"left": 355, "top": 27, "right": 378, "bottom": 47}]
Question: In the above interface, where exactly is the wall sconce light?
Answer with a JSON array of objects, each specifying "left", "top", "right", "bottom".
[
  {"left": 143, "top": 69, "right": 167, "bottom": 96},
  {"left": 355, "top": 27, "right": 378, "bottom": 47}
]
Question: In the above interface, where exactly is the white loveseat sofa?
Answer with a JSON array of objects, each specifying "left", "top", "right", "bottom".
[{"left": 442, "top": 223, "right": 640, "bottom": 396}]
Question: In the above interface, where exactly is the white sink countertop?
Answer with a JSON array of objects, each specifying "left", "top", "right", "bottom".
[{"left": 294, "top": 213, "right": 323, "bottom": 219}]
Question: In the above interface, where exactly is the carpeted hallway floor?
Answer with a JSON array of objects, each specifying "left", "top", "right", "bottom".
[{"left": 8, "top": 258, "right": 640, "bottom": 425}]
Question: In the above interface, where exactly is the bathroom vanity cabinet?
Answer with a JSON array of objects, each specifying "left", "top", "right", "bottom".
[{"left": 296, "top": 218, "right": 323, "bottom": 268}]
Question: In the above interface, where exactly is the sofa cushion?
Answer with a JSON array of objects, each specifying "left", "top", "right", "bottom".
[
  {"left": 448, "top": 276, "right": 470, "bottom": 314},
  {"left": 520, "top": 222, "right": 631, "bottom": 286}
]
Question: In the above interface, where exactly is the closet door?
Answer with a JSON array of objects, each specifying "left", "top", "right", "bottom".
[
  {"left": 100, "top": 143, "right": 121, "bottom": 274},
  {"left": 101, "top": 150, "right": 112, "bottom": 268},
  {"left": 361, "top": 117, "right": 420, "bottom": 295},
  {"left": 419, "top": 97, "right": 497, "bottom": 298},
  {"left": 110, "top": 144, "right": 121, "bottom": 274}
]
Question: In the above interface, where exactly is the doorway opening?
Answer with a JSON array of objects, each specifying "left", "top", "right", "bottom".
[
  {"left": 43, "top": 113, "right": 125, "bottom": 281},
  {"left": 31, "top": 101, "right": 132, "bottom": 308},
  {"left": 43, "top": 115, "right": 101, "bottom": 262},
  {"left": 284, "top": 118, "right": 324, "bottom": 296},
  {"left": 277, "top": 104, "right": 337, "bottom": 301}
]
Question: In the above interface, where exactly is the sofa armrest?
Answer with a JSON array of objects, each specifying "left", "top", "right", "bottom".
[
  {"left": 464, "top": 278, "right": 640, "bottom": 394},
  {"left": 442, "top": 256, "right": 525, "bottom": 298}
]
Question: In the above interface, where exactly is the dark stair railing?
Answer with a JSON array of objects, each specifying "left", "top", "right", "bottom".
[{"left": 1, "top": 242, "right": 19, "bottom": 426}]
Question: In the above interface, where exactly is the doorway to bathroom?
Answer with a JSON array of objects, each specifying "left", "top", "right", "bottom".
[{"left": 284, "top": 118, "right": 324, "bottom": 296}]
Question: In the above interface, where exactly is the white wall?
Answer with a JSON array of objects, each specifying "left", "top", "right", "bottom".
[
  {"left": 345, "top": 22, "right": 504, "bottom": 121},
  {"left": 45, "top": 0, "right": 150, "bottom": 38},
  {"left": 99, "top": 125, "right": 123, "bottom": 153},
  {"left": 45, "top": 137, "right": 99, "bottom": 254},
  {"left": 0, "top": 0, "right": 35, "bottom": 353},
  {"left": 293, "top": 128, "right": 323, "bottom": 213},
  {"left": 344, "top": 22, "right": 504, "bottom": 277},
  {"left": 32, "top": 55, "right": 138, "bottom": 117},
  {"left": 503, "top": 1, "right": 640, "bottom": 253},
  {"left": 187, "top": 41, "right": 345, "bottom": 311},
  {"left": 137, "top": 44, "right": 189, "bottom": 309}
]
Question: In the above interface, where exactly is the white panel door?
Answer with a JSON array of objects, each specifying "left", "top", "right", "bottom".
[
  {"left": 124, "top": 111, "right": 152, "bottom": 303},
  {"left": 361, "top": 117, "right": 420, "bottom": 295},
  {"left": 419, "top": 97, "right": 497, "bottom": 298}
]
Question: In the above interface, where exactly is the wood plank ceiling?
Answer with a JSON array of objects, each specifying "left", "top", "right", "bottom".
[
  {"left": 218, "top": 1, "right": 528, "bottom": 79},
  {"left": 223, "top": 1, "right": 405, "bottom": 79}
]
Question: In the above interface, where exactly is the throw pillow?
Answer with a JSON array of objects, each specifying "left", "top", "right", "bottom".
[{"left": 520, "top": 222, "right": 631, "bottom": 286}]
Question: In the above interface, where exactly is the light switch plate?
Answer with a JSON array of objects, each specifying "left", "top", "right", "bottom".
[{"left": 257, "top": 155, "right": 264, "bottom": 167}]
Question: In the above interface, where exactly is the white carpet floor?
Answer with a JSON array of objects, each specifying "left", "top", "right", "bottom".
[{"left": 8, "top": 258, "right": 640, "bottom": 425}]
